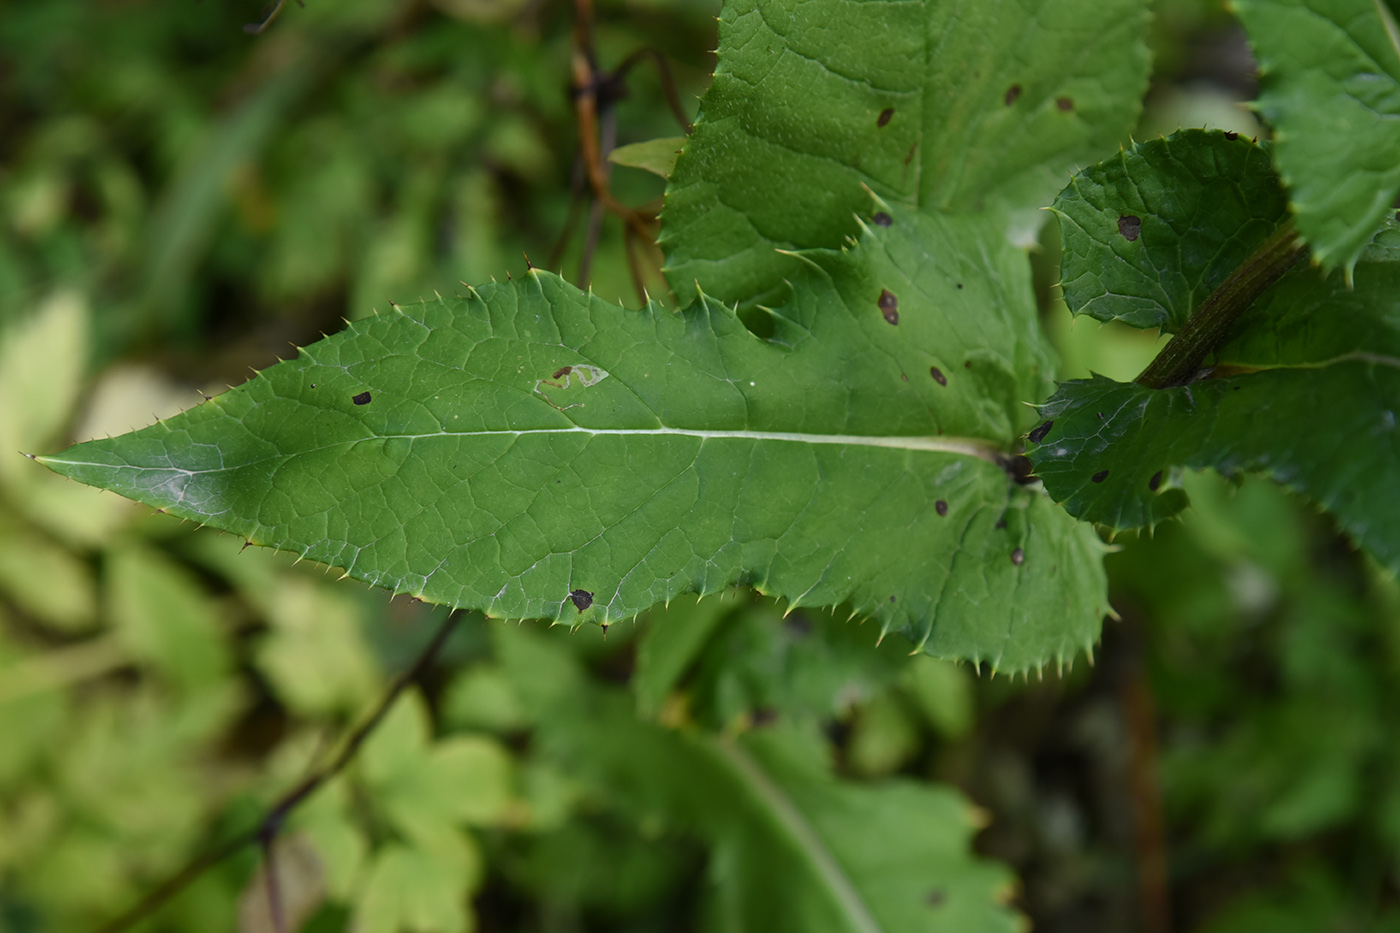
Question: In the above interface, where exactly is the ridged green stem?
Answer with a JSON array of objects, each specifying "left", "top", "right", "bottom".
[{"left": 1136, "top": 221, "right": 1309, "bottom": 389}]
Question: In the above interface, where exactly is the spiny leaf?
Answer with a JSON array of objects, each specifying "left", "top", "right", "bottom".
[
  {"left": 1052, "top": 129, "right": 1290, "bottom": 332},
  {"left": 661, "top": 0, "right": 1151, "bottom": 308},
  {"left": 42, "top": 208, "right": 1107, "bottom": 672},
  {"left": 1031, "top": 192, "right": 1400, "bottom": 571},
  {"left": 1232, "top": 0, "right": 1400, "bottom": 274}
]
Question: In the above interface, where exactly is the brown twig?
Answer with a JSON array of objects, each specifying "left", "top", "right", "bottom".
[
  {"left": 92, "top": 610, "right": 464, "bottom": 933},
  {"left": 244, "top": 0, "right": 304, "bottom": 35}
]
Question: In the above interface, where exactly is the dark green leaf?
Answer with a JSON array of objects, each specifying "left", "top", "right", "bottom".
[
  {"left": 1052, "top": 129, "right": 1289, "bottom": 331},
  {"left": 1233, "top": 0, "right": 1400, "bottom": 273}
]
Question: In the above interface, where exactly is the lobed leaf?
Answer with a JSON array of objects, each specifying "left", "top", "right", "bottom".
[
  {"left": 1052, "top": 130, "right": 1290, "bottom": 331},
  {"left": 1030, "top": 209, "right": 1400, "bottom": 571},
  {"left": 41, "top": 207, "right": 1106, "bottom": 672},
  {"left": 1232, "top": 0, "right": 1400, "bottom": 274},
  {"left": 661, "top": 0, "right": 1150, "bottom": 308}
]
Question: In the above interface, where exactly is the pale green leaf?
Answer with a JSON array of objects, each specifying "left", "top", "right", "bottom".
[
  {"left": 662, "top": 0, "right": 1150, "bottom": 307},
  {"left": 105, "top": 542, "right": 231, "bottom": 690},
  {"left": 355, "top": 838, "right": 478, "bottom": 933},
  {"left": 608, "top": 136, "right": 687, "bottom": 179},
  {"left": 0, "top": 511, "right": 97, "bottom": 632},
  {"left": 1232, "top": 0, "right": 1400, "bottom": 273},
  {"left": 40, "top": 208, "right": 1107, "bottom": 672},
  {"left": 360, "top": 692, "right": 517, "bottom": 841},
  {"left": 254, "top": 578, "right": 382, "bottom": 717}
]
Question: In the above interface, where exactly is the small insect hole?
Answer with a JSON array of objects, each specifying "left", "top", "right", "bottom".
[
  {"left": 1118, "top": 215, "right": 1142, "bottom": 241},
  {"left": 930, "top": 366, "right": 947, "bottom": 386},
  {"left": 569, "top": 589, "right": 594, "bottom": 611},
  {"left": 877, "top": 107, "right": 894, "bottom": 127},
  {"left": 873, "top": 211, "right": 893, "bottom": 227},
  {"left": 1028, "top": 420, "right": 1054, "bottom": 444},
  {"left": 935, "top": 500, "right": 948, "bottom": 517},
  {"left": 1004, "top": 84, "right": 1022, "bottom": 105},
  {"left": 352, "top": 391, "right": 372, "bottom": 405},
  {"left": 1092, "top": 469, "right": 1110, "bottom": 483},
  {"left": 1149, "top": 470, "right": 1163, "bottom": 491},
  {"left": 1056, "top": 96, "right": 1074, "bottom": 111}
]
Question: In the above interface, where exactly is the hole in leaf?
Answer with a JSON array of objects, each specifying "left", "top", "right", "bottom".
[
  {"left": 935, "top": 500, "right": 948, "bottom": 517},
  {"left": 1118, "top": 215, "right": 1141, "bottom": 241},
  {"left": 569, "top": 589, "right": 594, "bottom": 611},
  {"left": 873, "top": 211, "right": 893, "bottom": 227},
  {"left": 1149, "top": 470, "right": 1163, "bottom": 491},
  {"left": 1056, "top": 96, "right": 1073, "bottom": 111},
  {"left": 1092, "top": 469, "right": 1109, "bottom": 483},
  {"left": 352, "top": 391, "right": 372, "bottom": 405},
  {"left": 930, "top": 366, "right": 947, "bottom": 386},
  {"left": 1004, "top": 84, "right": 1022, "bottom": 105},
  {"left": 1028, "top": 420, "right": 1053, "bottom": 444},
  {"left": 877, "top": 107, "right": 894, "bottom": 127}
]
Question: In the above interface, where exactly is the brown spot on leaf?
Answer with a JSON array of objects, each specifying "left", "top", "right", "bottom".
[
  {"left": 890, "top": 595, "right": 896, "bottom": 603},
  {"left": 873, "top": 211, "right": 893, "bottom": 227},
  {"left": 352, "top": 391, "right": 372, "bottom": 405},
  {"left": 935, "top": 499, "right": 948, "bottom": 517},
  {"left": 926, "top": 889, "right": 947, "bottom": 908},
  {"left": 552, "top": 365, "right": 573, "bottom": 379},
  {"left": 1004, "top": 84, "right": 1022, "bottom": 105},
  {"left": 877, "top": 107, "right": 894, "bottom": 127},
  {"left": 930, "top": 366, "right": 947, "bottom": 386},
  {"left": 568, "top": 589, "right": 594, "bottom": 611},
  {"left": 964, "top": 360, "right": 972, "bottom": 369},
  {"left": 1118, "top": 215, "right": 1142, "bottom": 241},
  {"left": 879, "top": 289, "right": 899, "bottom": 325},
  {"left": 1011, "top": 547, "right": 1025, "bottom": 566},
  {"left": 1028, "top": 420, "right": 1054, "bottom": 444},
  {"left": 1092, "top": 469, "right": 1110, "bottom": 483},
  {"left": 1149, "top": 470, "right": 1163, "bottom": 491},
  {"left": 995, "top": 518, "right": 1007, "bottom": 529},
  {"left": 752, "top": 707, "right": 779, "bottom": 726},
  {"left": 1056, "top": 96, "right": 1074, "bottom": 111}
]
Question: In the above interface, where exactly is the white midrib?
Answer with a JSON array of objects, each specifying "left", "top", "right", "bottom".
[
  {"left": 387, "top": 426, "right": 1003, "bottom": 460},
  {"left": 43, "top": 426, "right": 1008, "bottom": 474},
  {"left": 712, "top": 737, "right": 884, "bottom": 933}
]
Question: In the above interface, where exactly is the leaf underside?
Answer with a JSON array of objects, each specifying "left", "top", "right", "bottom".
[
  {"left": 1031, "top": 130, "right": 1400, "bottom": 573},
  {"left": 44, "top": 208, "right": 1108, "bottom": 672}
]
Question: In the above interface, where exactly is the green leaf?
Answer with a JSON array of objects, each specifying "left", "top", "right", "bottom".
[
  {"left": 662, "top": 0, "right": 1150, "bottom": 307},
  {"left": 1030, "top": 214, "right": 1400, "bottom": 571},
  {"left": 562, "top": 715, "right": 1019, "bottom": 933},
  {"left": 1052, "top": 130, "right": 1290, "bottom": 331},
  {"left": 40, "top": 207, "right": 1107, "bottom": 672},
  {"left": 355, "top": 837, "right": 479, "bottom": 933},
  {"left": 1232, "top": 0, "right": 1400, "bottom": 273},
  {"left": 634, "top": 591, "right": 741, "bottom": 719},
  {"left": 359, "top": 692, "right": 516, "bottom": 842},
  {"left": 105, "top": 542, "right": 231, "bottom": 690},
  {"left": 608, "top": 136, "right": 687, "bottom": 179}
]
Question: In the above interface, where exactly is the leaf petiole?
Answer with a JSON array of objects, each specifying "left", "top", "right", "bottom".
[{"left": 1135, "top": 220, "right": 1308, "bottom": 389}]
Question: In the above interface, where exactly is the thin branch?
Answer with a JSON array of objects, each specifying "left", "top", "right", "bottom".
[
  {"left": 92, "top": 610, "right": 464, "bottom": 933},
  {"left": 244, "top": 0, "right": 304, "bottom": 35}
]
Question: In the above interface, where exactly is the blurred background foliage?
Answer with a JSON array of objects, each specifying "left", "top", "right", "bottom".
[{"left": 2, "top": 1, "right": 1399, "bottom": 932}]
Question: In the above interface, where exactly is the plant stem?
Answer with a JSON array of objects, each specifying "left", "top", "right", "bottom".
[{"left": 1135, "top": 221, "right": 1308, "bottom": 389}]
